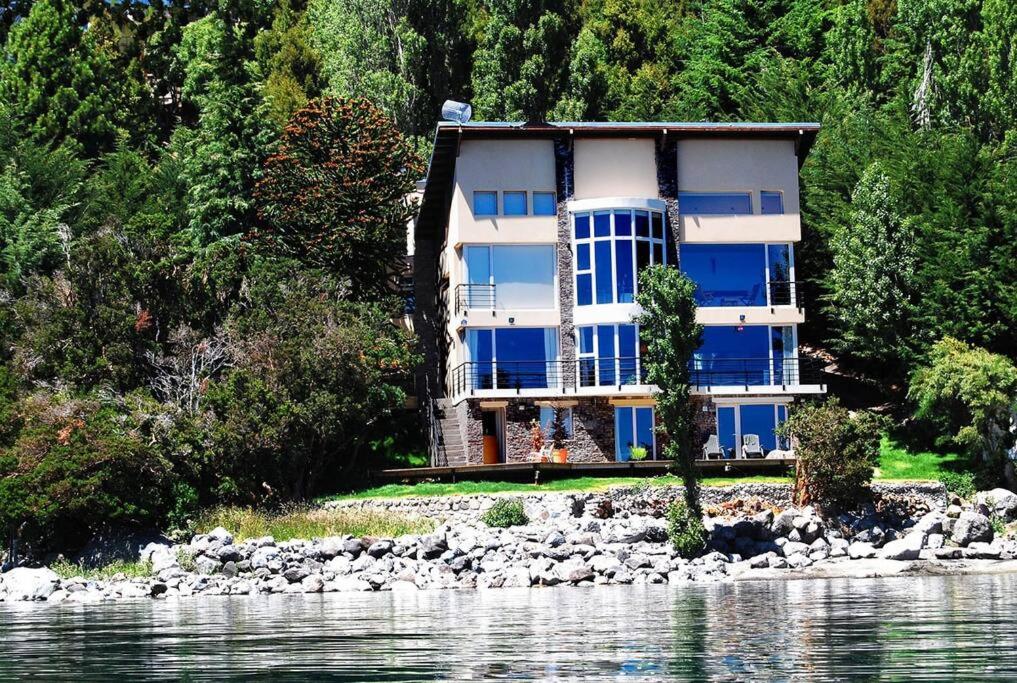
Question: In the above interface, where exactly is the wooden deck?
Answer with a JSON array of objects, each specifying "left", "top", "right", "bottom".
[{"left": 374, "top": 458, "right": 795, "bottom": 483}]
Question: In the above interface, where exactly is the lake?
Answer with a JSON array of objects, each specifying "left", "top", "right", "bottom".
[{"left": 2, "top": 573, "right": 1016, "bottom": 680}]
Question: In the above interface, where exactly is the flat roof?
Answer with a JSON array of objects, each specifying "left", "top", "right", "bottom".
[{"left": 415, "top": 120, "right": 821, "bottom": 243}]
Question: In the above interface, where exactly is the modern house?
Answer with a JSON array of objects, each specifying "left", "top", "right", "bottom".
[{"left": 412, "top": 121, "right": 825, "bottom": 467}]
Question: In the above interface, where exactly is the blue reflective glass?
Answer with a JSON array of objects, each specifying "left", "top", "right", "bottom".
[
  {"left": 740, "top": 404, "right": 778, "bottom": 452},
  {"left": 618, "top": 325, "right": 637, "bottom": 384},
  {"left": 615, "top": 239, "right": 634, "bottom": 303},
  {"left": 679, "top": 243, "right": 766, "bottom": 306},
  {"left": 777, "top": 405, "right": 789, "bottom": 449},
  {"left": 635, "top": 408, "right": 654, "bottom": 455},
  {"left": 651, "top": 212, "right": 663, "bottom": 239},
  {"left": 465, "top": 246, "right": 490, "bottom": 285},
  {"left": 579, "top": 326, "right": 594, "bottom": 353},
  {"left": 503, "top": 191, "right": 527, "bottom": 215},
  {"left": 539, "top": 406, "right": 572, "bottom": 436},
  {"left": 474, "top": 191, "right": 497, "bottom": 216},
  {"left": 495, "top": 328, "right": 550, "bottom": 389},
  {"left": 695, "top": 326, "right": 770, "bottom": 385},
  {"left": 594, "top": 211, "right": 611, "bottom": 237},
  {"left": 576, "top": 243, "right": 590, "bottom": 270},
  {"left": 767, "top": 243, "right": 792, "bottom": 288},
  {"left": 615, "top": 211, "right": 632, "bottom": 236},
  {"left": 469, "top": 329, "right": 493, "bottom": 389},
  {"left": 615, "top": 407, "right": 634, "bottom": 461},
  {"left": 533, "top": 192, "right": 556, "bottom": 215},
  {"left": 598, "top": 325, "right": 615, "bottom": 384},
  {"left": 577, "top": 273, "right": 593, "bottom": 306},
  {"left": 594, "top": 241, "right": 613, "bottom": 304},
  {"left": 679, "top": 192, "right": 752, "bottom": 214},
  {"left": 760, "top": 191, "right": 783, "bottom": 215},
  {"left": 574, "top": 214, "right": 590, "bottom": 239},
  {"left": 635, "top": 211, "right": 650, "bottom": 237},
  {"left": 717, "top": 407, "right": 736, "bottom": 458}
]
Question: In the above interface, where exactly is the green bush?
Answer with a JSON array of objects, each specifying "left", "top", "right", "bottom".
[
  {"left": 780, "top": 399, "right": 885, "bottom": 508},
  {"left": 481, "top": 498, "right": 529, "bottom": 528},
  {"left": 939, "top": 471, "right": 976, "bottom": 499},
  {"left": 666, "top": 499, "right": 706, "bottom": 559}
]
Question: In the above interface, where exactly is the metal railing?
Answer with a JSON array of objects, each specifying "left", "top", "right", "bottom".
[
  {"left": 454, "top": 284, "right": 496, "bottom": 314},
  {"left": 695, "top": 281, "right": 803, "bottom": 308},
  {"left": 448, "top": 356, "right": 824, "bottom": 396},
  {"left": 767, "top": 280, "right": 803, "bottom": 308}
]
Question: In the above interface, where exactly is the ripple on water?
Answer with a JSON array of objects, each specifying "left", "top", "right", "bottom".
[{"left": 2, "top": 573, "right": 1017, "bottom": 680}]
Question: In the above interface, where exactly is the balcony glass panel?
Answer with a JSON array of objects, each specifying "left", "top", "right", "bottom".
[
  {"left": 679, "top": 192, "right": 752, "bottom": 215},
  {"left": 680, "top": 243, "right": 766, "bottom": 306},
  {"left": 466, "top": 327, "right": 558, "bottom": 390}
]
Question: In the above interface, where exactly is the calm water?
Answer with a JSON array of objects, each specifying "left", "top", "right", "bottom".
[{"left": 2, "top": 574, "right": 1017, "bottom": 680}]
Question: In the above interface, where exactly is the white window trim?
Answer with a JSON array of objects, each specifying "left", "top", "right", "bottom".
[
  {"left": 576, "top": 323, "right": 643, "bottom": 388},
  {"left": 567, "top": 197, "right": 666, "bottom": 212},
  {"left": 463, "top": 244, "right": 559, "bottom": 311}
]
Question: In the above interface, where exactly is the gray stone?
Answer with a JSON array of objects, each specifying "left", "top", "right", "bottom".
[
  {"left": 926, "top": 533, "right": 945, "bottom": 550},
  {"left": 771, "top": 510, "right": 796, "bottom": 537},
  {"left": 590, "top": 555, "right": 622, "bottom": 576},
  {"left": 780, "top": 541, "right": 810, "bottom": 558},
  {"left": 555, "top": 558, "right": 593, "bottom": 583},
  {"left": 301, "top": 574, "right": 325, "bottom": 593},
  {"left": 217, "top": 545, "right": 243, "bottom": 563},
  {"left": 283, "top": 566, "right": 310, "bottom": 583},
  {"left": 785, "top": 553, "right": 812, "bottom": 569},
  {"left": 878, "top": 532, "right": 924, "bottom": 561},
  {"left": 963, "top": 542, "right": 1001, "bottom": 559},
  {"left": 207, "top": 526, "right": 234, "bottom": 546},
  {"left": 976, "top": 489, "right": 1017, "bottom": 521},
  {"left": 343, "top": 538, "right": 365, "bottom": 556},
  {"left": 848, "top": 542, "right": 877, "bottom": 559},
  {"left": 946, "top": 504, "right": 963, "bottom": 518},
  {"left": 194, "top": 555, "right": 222, "bottom": 575},
  {"left": 1, "top": 567, "right": 59, "bottom": 601},
  {"left": 367, "top": 540, "right": 394, "bottom": 558},
  {"left": 951, "top": 511, "right": 993, "bottom": 546},
  {"left": 543, "top": 530, "right": 566, "bottom": 547},
  {"left": 251, "top": 546, "right": 280, "bottom": 569}
]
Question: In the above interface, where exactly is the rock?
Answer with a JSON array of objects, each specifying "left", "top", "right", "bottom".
[
  {"left": 330, "top": 576, "right": 374, "bottom": 592},
  {"left": 119, "top": 583, "right": 149, "bottom": 598},
  {"left": 951, "top": 511, "right": 993, "bottom": 546},
  {"left": 194, "top": 555, "right": 222, "bottom": 575},
  {"left": 149, "top": 546, "right": 179, "bottom": 574},
  {"left": 221, "top": 561, "right": 239, "bottom": 578},
  {"left": 47, "top": 589, "right": 70, "bottom": 603},
  {"left": 301, "top": 574, "right": 325, "bottom": 593},
  {"left": 590, "top": 555, "right": 622, "bottom": 576},
  {"left": 503, "top": 566, "right": 533, "bottom": 587},
  {"left": 933, "top": 547, "right": 962, "bottom": 560},
  {"left": 771, "top": 510, "right": 796, "bottom": 537},
  {"left": 848, "top": 542, "right": 877, "bottom": 559},
  {"left": 150, "top": 582, "right": 168, "bottom": 597},
  {"left": 878, "top": 531, "right": 924, "bottom": 561},
  {"left": 555, "top": 558, "right": 593, "bottom": 583},
  {"left": 624, "top": 553, "right": 651, "bottom": 570},
  {"left": 975, "top": 489, "right": 1017, "bottom": 521},
  {"left": 780, "top": 541, "right": 810, "bottom": 558},
  {"left": 216, "top": 545, "right": 243, "bottom": 563},
  {"left": 343, "top": 538, "right": 365, "bottom": 556},
  {"left": 543, "top": 530, "right": 566, "bottom": 547},
  {"left": 417, "top": 536, "right": 446, "bottom": 560},
  {"left": 367, "top": 540, "right": 394, "bottom": 558},
  {"left": 926, "top": 533, "right": 945, "bottom": 550},
  {"left": 913, "top": 512, "right": 944, "bottom": 537},
  {"left": 785, "top": 553, "right": 812, "bottom": 569},
  {"left": 283, "top": 566, "right": 310, "bottom": 583},
  {"left": 251, "top": 546, "right": 280, "bottom": 569},
  {"left": 767, "top": 555, "right": 788, "bottom": 569},
  {"left": 207, "top": 527, "right": 234, "bottom": 545},
  {"left": 1, "top": 568, "right": 60, "bottom": 601},
  {"left": 963, "top": 542, "right": 1001, "bottom": 559},
  {"left": 946, "top": 504, "right": 963, "bottom": 518}
]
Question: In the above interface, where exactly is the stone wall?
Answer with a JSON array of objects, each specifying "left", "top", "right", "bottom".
[{"left": 327, "top": 482, "right": 948, "bottom": 523}]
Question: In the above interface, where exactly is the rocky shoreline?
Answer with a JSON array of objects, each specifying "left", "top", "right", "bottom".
[{"left": 3, "top": 484, "right": 1017, "bottom": 604}]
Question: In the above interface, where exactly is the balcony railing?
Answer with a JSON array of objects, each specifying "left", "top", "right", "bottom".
[
  {"left": 695, "top": 281, "right": 803, "bottom": 308},
  {"left": 454, "top": 283, "right": 496, "bottom": 314},
  {"left": 449, "top": 356, "right": 825, "bottom": 396}
]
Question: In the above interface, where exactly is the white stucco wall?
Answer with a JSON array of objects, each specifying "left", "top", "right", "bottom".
[{"left": 573, "top": 138, "right": 658, "bottom": 200}]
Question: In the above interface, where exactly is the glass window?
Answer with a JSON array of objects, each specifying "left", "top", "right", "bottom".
[
  {"left": 533, "top": 192, "right": 557, "bottom": 216},
  {"left": 492, "top": 245, "right": 555, "bottom": 309},
  {"left": 539, "top": 406, "right": 573, "bottom": 437},
  {"left": 615, "top": 406, "right": 655, "bottom": 460},
  {"left": 466, "top": 327, "right": 558, "bottom": 390},
  {"left": 474, "top": 191, "right": 498, "bottom": 216},
  {"left": 572, "top": 208, "right": 666, "bottom": 306},
  {"left": 597, "top": 324, "right": 615, "bottom": 384},
  {"left": 679, "top": 243, "right": 766, "bottom": 307},
  {"left": 694, "top": 325, "right": 770, "bottom": 385},
  {"left": 760, "top": 191, "right": 784, "bottom": 215},
  {"left": 740, "top": 404, "right": 778, "bottom": 452},
  {"left": 465, "top": 246, "right": 491, "bottom": 286},
  {"left": 679, "top": 192, "right": 752, "bottom": 215},
  {"left": 503, "top": 191, "right": 527, "bottom": 216},
  {"left": 717, "top": 406, "right": 736, "bottom": 457},
  {"left": 577, "top": 324, "right": 643, "bottom": 387}
]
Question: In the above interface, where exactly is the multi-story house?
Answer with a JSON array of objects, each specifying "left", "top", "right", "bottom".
[{"left": 413, "top": 121, "right": 825, "bottom": 467}]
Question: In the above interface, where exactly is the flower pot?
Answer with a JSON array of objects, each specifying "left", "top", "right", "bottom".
[{"left": 553, "top": 448, "right": 568, "bottom": 463}]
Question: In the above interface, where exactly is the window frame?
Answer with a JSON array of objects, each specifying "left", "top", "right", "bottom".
[
  {"left": 502, "top": 190, "right": 528, "bottom": 216},
  {"left": 576, "top": 323, "right": 644, "bottom": 387},
  {"left": 571, "top": 208, "right": 667, "bottom": 307},
  {"left": 533, "top": 191, "right": 557, "bottom": 216},
  {"left": 614, "top": 406, "right": 657, "bottom": 460},
  {"left": 473, "top": 191, "right": 498, "bottom": 217},
  {"left": 677, "top": 191, "right": 753, "bottom": 215},
  {"left": 760, "top": 190, "right": 784, "bottom": 215}
]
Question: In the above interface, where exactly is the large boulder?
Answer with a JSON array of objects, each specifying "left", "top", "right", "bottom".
[
  {"left": 975, "top": 489, "right": 1017, "bottom": 521},
  {"left": 878, "top": 531, "right": 924, "bottom": 561},
  {"left": 1, "top": 567, "right": 60, "bottom": 601},
  {"left": 951, "top": 511, "right": 993, "bottom": 546},
  {"left": 848, "top": 542, "right": 877, "bottom": 559}
]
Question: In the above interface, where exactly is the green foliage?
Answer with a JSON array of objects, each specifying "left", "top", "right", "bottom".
[
  {"left": 909, "top": 337, "right": 1017, "bottom": 472},
  {"left": 939, "top": 471, "right": 976, "bottom": 499},
  {"left": 480, "top": 498, "right": 529, "bottom": 528},
  {"left": 630, "top": 446, "right": 648, "bottom": 461},
  {"left": 253, "top": 97, "right": 422, "bottom": 297},
  {"left": 635, "top": 265, "right": 703, "bottom": 515},
  {"left": 666, "top": 499, "right": 706, "bottom": 559},
  {"left": 195, "top": 505, "right": 434, "bottom": 541},
  {"left": 51, "top": 558, "right": 153, "bottom": 581},
  {"left": 781, "top": 399, "right": 885, "bottom": 508}
]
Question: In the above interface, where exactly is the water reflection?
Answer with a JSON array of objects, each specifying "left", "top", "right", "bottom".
[{"left": 1, "top": 574, "right": 1016, "bottom": 680}]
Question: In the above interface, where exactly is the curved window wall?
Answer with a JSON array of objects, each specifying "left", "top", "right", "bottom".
[{"left": 572, "top": 208, "right": 667, "bottom": 307}]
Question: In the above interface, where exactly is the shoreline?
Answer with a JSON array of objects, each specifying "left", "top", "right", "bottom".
[{"left": 3, "top": 483, "right": 1017, "bottom": 605}]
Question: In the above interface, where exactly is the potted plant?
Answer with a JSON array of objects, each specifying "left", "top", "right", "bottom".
[
  {"left": 630, "top": 446, "right": 648, "bottom": 461},
  {"left": 548, "top": 406, "right": 569, "bottom": 463},
  {"left": 528, "top": 419, "right": 546, "bottom": 462}
]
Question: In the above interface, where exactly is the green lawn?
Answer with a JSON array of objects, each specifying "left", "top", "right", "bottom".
[
  {"left": 875, "top": 436, "right": 966, "bottom": 481},
  {"left": 323, "top": 474, "right": 790, "bottom": 502}
]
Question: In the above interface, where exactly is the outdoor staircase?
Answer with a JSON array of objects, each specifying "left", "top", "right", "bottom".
[{"left": 434, "top": 399, "right": 467, "bottom": 465}]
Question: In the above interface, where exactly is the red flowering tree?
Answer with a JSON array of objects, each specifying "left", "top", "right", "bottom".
[{"left": 253, "top": 97, "right": 423, "bottom": 299}]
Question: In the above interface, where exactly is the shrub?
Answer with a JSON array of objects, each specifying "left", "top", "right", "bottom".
[
  {"left": 939, "top": 471, "right": 976, "bottom": 499},
  {"left": 481, "top": 498, "right": 528, "bottom": 528},
  {"left": 666, "top": 499, "right": 706, "bottom": 559},
  {"left": 780, "top": 399, "right": 885, "bottom": 509}
]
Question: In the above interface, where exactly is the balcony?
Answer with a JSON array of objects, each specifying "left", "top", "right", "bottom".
[
  {"left": 448, "top": 356, "right": 826, "bottom": 400},
  {"left": 455, "top": 283, "right": 497, "bottom": 314}
]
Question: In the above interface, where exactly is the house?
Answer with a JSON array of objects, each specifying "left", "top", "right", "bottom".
[{"left": 412, "top": 121, "right": 825, "bottom": 467}]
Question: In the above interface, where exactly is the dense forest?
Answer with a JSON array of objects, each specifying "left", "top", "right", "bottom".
[{"left": 0, "top": 0, "right": 1015, "bottom": 551}]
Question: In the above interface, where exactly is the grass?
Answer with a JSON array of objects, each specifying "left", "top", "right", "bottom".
[
  {"left": 51, "top": 559, "right": 152, "bottom": 581},
  {"left": 323, "top": 474, "right": 790, "bottom": 502},
  {"left": 875, "top": 436, "right": 966, "bottom": 481},
  {"left": 194, "top": 506, "right": 435, "bottom": 542}
]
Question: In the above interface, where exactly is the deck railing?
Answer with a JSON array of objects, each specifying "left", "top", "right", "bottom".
[{"left": 454, "top": 284, "right": 496, "bottom": 314}]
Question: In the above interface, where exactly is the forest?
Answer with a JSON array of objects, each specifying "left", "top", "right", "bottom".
[{"left": 0, "top": 0, "right": 1015, "bottom": 551}]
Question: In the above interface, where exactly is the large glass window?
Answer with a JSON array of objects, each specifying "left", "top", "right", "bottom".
[
  {"left": 572, "top": 208, "right": 666, "bottom": 307},
  {"left": 466, "top": 327, "right": 559, "bottom": 390},
  {"left": 577, "top": 324, "right": 646, "bottom": 387},
  {"left": 678, "top": 192, "right": 752, "bottom": 215},
  {"left": 679, "top": 243, "right": 795, "bottom": 307},
  {"left": 473, "top": 191, "right": 497, "bottom": 216},
  {"left": 760, "top": 191, "right": 784, "bottom": 215},
  {"left": 692, "top": 325, "right": 797, "bottom": 386},
  {"left": 503, "top": 191, "right": 527, "bottom": 216},
  {"left": 539, "top": 406, "right": 573, "bottom": 437},
  {"left": 464, "top": 245, "right": 556, "bottom": 309},
  {"left": 533, "top": 192, "right": 557, "bottom": 216},
  {"left": 711, "top": 403, "right": 789, "bottom": 458},
  {"left": 615, "top": 407, "right": 656, "bottom": 460}
]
